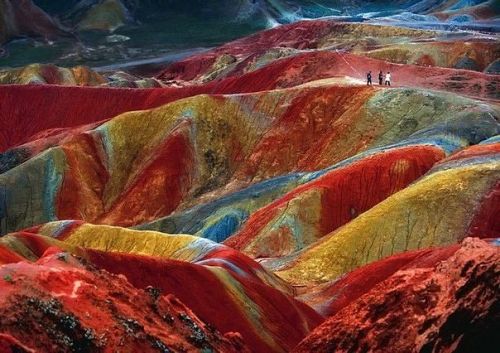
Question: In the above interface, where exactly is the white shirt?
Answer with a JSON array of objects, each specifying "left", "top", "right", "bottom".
[{"left": 385, "top": 73, "right": 391, "bottom": 82}]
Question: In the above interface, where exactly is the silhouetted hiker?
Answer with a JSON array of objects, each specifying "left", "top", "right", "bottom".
[
  {"left": 378, "top": 71, "right": 383, "bottom": 85},
  {"left": 385, "top": 72, "right": 391, "bottom": 86},
  {"left": 366, "top": 71, "right": 372, "bottom": 86}
]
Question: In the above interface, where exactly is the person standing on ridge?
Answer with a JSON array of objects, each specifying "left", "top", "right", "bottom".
[
  {"left": 367, "top": 71, "right": 372, "bottom": 86},
  {"left": 378, "top": 71, "right": 383, "bottom": 85},
  {"left": 385, "top": 71, "right": 391, "bottom": 86}
]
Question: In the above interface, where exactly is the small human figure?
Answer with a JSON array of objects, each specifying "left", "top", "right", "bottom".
[
  {"left": 385, "top": 72, "right": 391, "bottom": 86},
  {"left": 378, "top": 71, "right": 383, "bottom": 85},
  {"left": 366, "top": 71, "right": 372, "bottom": 86}
]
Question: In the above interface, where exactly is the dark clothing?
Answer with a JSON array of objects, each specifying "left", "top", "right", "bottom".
[
  {"left": 367, "top": 73, "right": 372, "bottom": 86},
  {"left": 378, "top": 73, "right": 383, "bottom": 85}
]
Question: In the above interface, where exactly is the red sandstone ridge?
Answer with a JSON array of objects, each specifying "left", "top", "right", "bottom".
[
  {"left": 1, "top": 46, "right": 496, "bottom": 153},
  {"left": 0, "top": 230, "right": 321, "bottom": 353},
  {"left": 155, "top": 19, "right": 498, "bottom": 101},
  {"left": 156, "top": 19, "right": 338, "bottom": 81},
  {"left": 293, "top": 238, "right": 499, "bottom": 353},
  {"left": 209, "top": 50, "right": 500, "bottom": 99},
  {"left": 0, "top": 85, "right": 209, "bottom": 152},
  {"left": 0, "top": 248, "right": 249, "bottom": 353},
  {"left": 225, "top": 145, "right": 444, "bottom": 258},
  {"left": 84, "top": 250, "right": 322, "bottom": 353},
  {"left": 298, "top": 244, "right": 461, "bottom": 317}
]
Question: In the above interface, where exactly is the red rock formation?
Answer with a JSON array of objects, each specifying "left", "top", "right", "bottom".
[
  {"left": 0, "top": 245, "right": 24, "bottom": 265},
  {"left": 2, "top": 45, "right": 496, "bottom": 153},
  {"left": 85, "top": 250, "right": 322, "bottom": 353},
  {"left": 467, "top": 180, "right": 500, "bottom": 238},
  {"left": 156, "top": 20, "right": 498, "bottom": 100},
  {"left": 300, "top": 245, "right": 461, "bottom": 317},
  {"left": 157, "top": 19, "right": 338, "bottom": 82},
  {"left": 0, "top": 248, "right": 249, "bottom": 353},
  {"left": 0, "top": 230, "right": 321, "bottom": 353},
  {"left": 55, "top": 121, "right": 197, "bottom": 227},
  {"left": 0, "top": 333, "right": 38, "bottom": 353},
  {"left": 444, "top": 141, "right": 500, "bottom": 163},
  {"left": 226, "top": 145, "right": 445, "bottom": 257},
  {"left": 0, "top": 85, "right": 207, "bottom": 153},
  {"left": 97, "top": 121, "right": 196, "bottom": 226},
  {"left": 212, "top": 51, "right": 499, "bottom": 99},
  {"left": 293, "top": 238, "right": 499, "bottom": 353},
  {"left": 440, "top": 142, "right": 500, "bottom": 239}
]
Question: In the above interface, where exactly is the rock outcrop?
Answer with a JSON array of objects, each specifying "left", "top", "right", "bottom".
[
  {"left": 293, "top": 238, "right": 500, "bottom": 353},
  {"left": 0, "top": 248, "right": 250, "bottom": 353},
  {"left": 0, "top": 224, "right": 322, "bottom": 353}
]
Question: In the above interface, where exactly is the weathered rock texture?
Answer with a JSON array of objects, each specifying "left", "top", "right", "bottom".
[
  {"left": 0, "top": 248, "right": 250, "bottom": 353},
  {"left": 0, "top": 224, "right": 322, "bottom": 353},
  {"left": 293, "top": 238, "right": 500, "bottom": 353}
]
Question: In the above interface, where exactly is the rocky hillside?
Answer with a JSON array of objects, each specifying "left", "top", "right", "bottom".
[{"left": 0, "top": 2, "right": 499, "bottom": 352}]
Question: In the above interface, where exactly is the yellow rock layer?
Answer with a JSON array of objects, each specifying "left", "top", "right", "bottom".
[
  {"left": 243, "top": 187, "right": 324, "bottom": 258},
  {"left": 39, "top": 223, "right": 203, "bottom": 262},
  {"left": 276, "top": 162, "right": 500, "bottom": 285},
  {"left": 101, "top": 92, "right": 291, "bottom": 209}
]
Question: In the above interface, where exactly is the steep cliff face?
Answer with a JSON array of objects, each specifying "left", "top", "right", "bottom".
[{"left": 293, "top": 238, "right": 500, "bottom": 353}]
